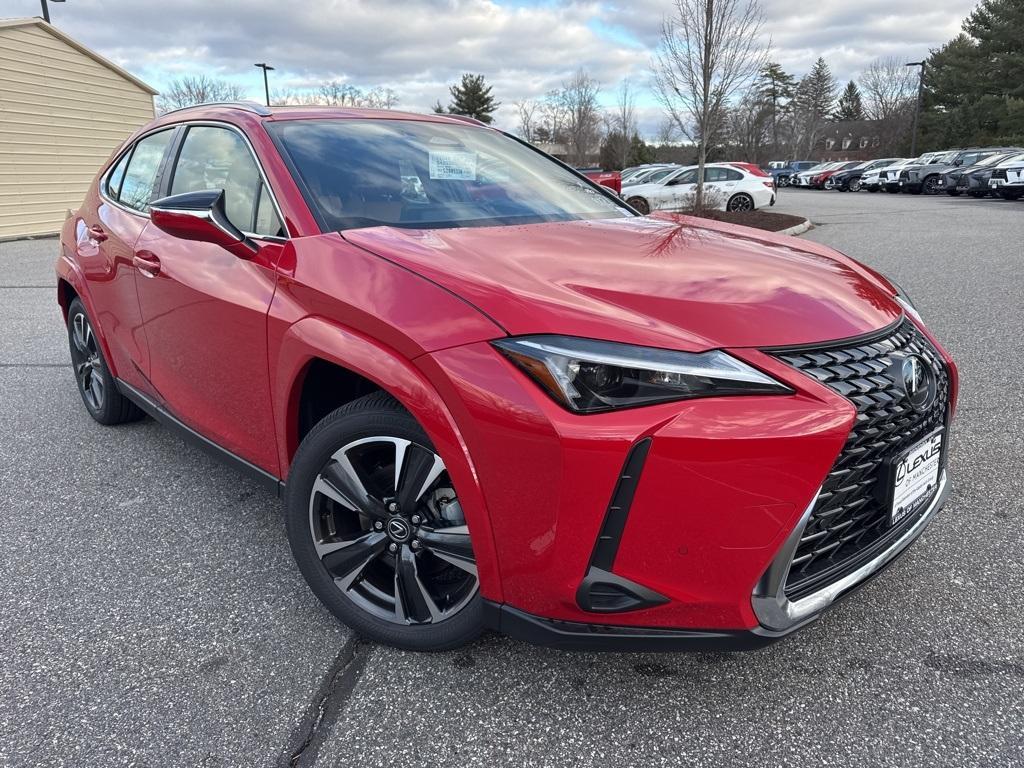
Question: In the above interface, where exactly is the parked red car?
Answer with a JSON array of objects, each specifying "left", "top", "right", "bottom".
[
  {"left": 58, "top": 103, "right": 957, "bottom": 651},
  {"left": 579, "top": 168, "right": 622, "bottom": 194}
]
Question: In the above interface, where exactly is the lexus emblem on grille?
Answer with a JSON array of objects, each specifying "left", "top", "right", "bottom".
[{"left": 893, "top": 354, "right": 936, "bottom": 411}]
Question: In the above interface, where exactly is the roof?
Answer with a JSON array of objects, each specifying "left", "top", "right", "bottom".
[
  {"left": 151, "top": 102, "right": 495, "bottom": 127},
  {"left": 0, "top": 17, "right": 158, "bottom": 95}
]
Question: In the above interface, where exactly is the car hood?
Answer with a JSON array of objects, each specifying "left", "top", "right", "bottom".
[{"left": 342, "top": 215, "right": 901, "bottom": 352}]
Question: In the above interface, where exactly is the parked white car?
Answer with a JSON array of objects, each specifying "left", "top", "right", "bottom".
[
  {"left": 989, "top": 157, "right": 1024, "bottom": 200},
  {"left": 620, "top": 164, "right": 679, "bottom": 187},
  {"left": 862, "top": 158, "right": 914, "bottom": 192},
  {"left": 622, "top": 163, "right": 776, "bottom": 213}
]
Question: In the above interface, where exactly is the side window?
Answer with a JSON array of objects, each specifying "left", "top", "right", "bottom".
[
  {"left": 674, "top": 170, "right": 697, "bottom": 184},
  {"left": 170, "top": 126, "right": 283, "bottom": 237},
  {"left": 119, "top": 130, "right": 175, "bottom": 212},
  {"left": 704, "top": 167, "right": 730, "bottom": 182},
  {"left": 724, "top": 168, "right": 743, "bottom": 181},
  {"left": 105, "top": 150, "right": 131, "bottom": 200}
]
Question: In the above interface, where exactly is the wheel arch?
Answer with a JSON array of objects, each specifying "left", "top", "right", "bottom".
[
  {"left": 273, "top": 315, "right": 504, "bottom": 600},
  {"left": 56, "top": 252, "right": 121, "bottom": 379}
]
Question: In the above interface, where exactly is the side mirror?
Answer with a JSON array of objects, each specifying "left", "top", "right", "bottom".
[{"left": 149, "top": 189, "right": 258, "bottom": 258}]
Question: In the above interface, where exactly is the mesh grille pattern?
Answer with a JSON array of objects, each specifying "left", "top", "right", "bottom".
[{"left": 770, "top": 319, "right": 949, "bottom": 600}]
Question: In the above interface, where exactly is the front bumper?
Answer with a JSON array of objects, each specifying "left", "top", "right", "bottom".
[
  {"left": 421, "top": 322, "right": 957, "bottom": 649},
  {"left": 484, "top": 472, "right": 949, "bottom": 650}
]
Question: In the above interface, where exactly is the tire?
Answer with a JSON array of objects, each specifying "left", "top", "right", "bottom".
[
  {"left": 66, "top": 298, "right": 143, "bottom": 425},
  {"left": 626, "top": 196, "right": 650, "bottom": 214},
  {"left": 285, "top": 392, "right": 483, "bottom": 651},
  {"left": 777, "top": 177, "right": 790, "bottom": 187},
  {"left": 886, "top": 186, "right": 899, "bottom": 194},
  {"left": 923, "top": 175, "right": 942, "bottom": 195},
  {"left": 848, "top": 178, "right": 862, "bottom": 193},
  {"left": 946, "top": 190, "right": 961, "bottom": 197},
  {"left": 998, "top": 190, "right": 1023, "bottom": 201},
  {"left": 867, "top": 187, "right": 878, "bottom": 193},
  {"left": 726, "top": 193, "right": 754, "bottom": 212}
]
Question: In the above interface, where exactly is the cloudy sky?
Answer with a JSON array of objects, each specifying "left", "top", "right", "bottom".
[{"left": 17, "top": 0, "right": 977, "bottom": 135}]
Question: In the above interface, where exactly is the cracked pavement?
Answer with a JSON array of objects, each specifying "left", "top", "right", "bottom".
[{"left": 1, "top": 190, "right": 1023, "bottom": 767}]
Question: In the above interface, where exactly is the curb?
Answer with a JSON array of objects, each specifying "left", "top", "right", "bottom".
[{"left": 777, "top": 218, "right": 813, "bottom": 237}]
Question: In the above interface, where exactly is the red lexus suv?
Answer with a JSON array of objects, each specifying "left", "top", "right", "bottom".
[{"left": 57, "top": 103, "right": 957, "bottom": 651}]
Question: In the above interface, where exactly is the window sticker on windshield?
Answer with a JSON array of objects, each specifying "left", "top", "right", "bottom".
[{"left": 429, "top": 151, "right": 477, "bottom": 180}]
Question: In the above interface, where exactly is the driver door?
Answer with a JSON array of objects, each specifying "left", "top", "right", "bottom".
[
  {"left": 133, "top": 124, "right": 287, "bottom": 474},
  {"left": 666, "top": 169, "right": 697, "bottom": 210}
]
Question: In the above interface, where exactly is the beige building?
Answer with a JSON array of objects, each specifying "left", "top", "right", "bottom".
[{"left": 0, "top": 18, "right": 156, "bottom": 239}]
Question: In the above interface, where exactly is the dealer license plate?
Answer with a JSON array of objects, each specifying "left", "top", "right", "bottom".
[{"left": 890, "top": 430, "right": 943, "bottom": 526}]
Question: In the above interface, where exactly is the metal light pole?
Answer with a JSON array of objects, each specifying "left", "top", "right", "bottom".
[
  {"left": 254, "top": 63, "right": 274, "bottom": 107},
  {"left": 39, "top": 0, "right": 65, "bottom": 24},
  {"left": 907, "top": 61, "right": 926, "bottom": 157}
]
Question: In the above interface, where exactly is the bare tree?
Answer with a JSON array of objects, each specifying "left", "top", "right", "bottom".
[
  {"left": 513, "top": 99, "right": 541, "bottom": 142},
  {"left": 652, "top": 0, "right": 768, "bottom": 210},
  {"left": 557, "top": 70, "right": 603, "bottom": 166},
  {"left": 609, "top": 78, "right": 638, "bottom": 168},
  {"left": 860, "top": 56, "right": 916, "bottom": 153},
  {"left": 157, "top": 75, "right": 245, "bottom": 113}
]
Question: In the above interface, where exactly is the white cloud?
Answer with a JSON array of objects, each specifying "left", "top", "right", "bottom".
[{"left": 19, "top": 0, "right": 977, "bottom": 136}]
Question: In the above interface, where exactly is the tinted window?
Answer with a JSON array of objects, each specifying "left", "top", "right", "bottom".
[
  {"left": 170, "top": 126, "right": 283, "bottom": 237},
  {"left": 106, "top": 151, "right": 131, "bottom": 200},
  {"left": 119, "top": 130, "right": 175, "bottom": 212},
  {"left": 705, "top": 167, "right": 740, "bottom": 182},
  {"left": 672, "top": 169, "right": 697, "bottom": 184},
  {"left": 270, "top": 119, "right": 629, "bottom": 231}
]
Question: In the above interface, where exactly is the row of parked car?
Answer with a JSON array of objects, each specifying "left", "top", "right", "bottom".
[{"left": 770, "top": 148, "right": 1024, "bottom": 200}]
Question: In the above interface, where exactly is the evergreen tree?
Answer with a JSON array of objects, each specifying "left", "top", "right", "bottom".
[
  {"left": 919, "top": 0, "right": 1024, "bottom": 147},
  {"left": 794, "top": 58, "right": 837, "bottom": 155},
  {"left": 446, "top": 74, "right": 500, "bottom": 124},
  {"left": 432, "top": 101, "right": 447, "bottom": 114},
  {"left": 757, "top": 62, "right": 796, "bottom": 156},
  {"left": 834, "top": 81, "right": 866, "bottom": 120}
]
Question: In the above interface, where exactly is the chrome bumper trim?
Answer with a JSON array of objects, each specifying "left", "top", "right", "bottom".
[{"left": 752, "top": 471, "right": 949, "bottom": 632}]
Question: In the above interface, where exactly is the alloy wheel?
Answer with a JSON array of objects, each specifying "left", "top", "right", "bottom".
[
  {"left": 627, "top": 196, "right": 650, "bottom": 215},
  {"left": 923, "top": 176, "right": 941, "bottom": 195},
  {"left": 727, "top": 193, "right": 754, "bottom": 212},
  {"left": 849, "top": 178, "right": 862, "bottom": 192},
  {"left": 69, "top": 312, "right": 104, "bottom": 411},
  {"left": 307, "top": 436, "right": 477, "bottom": 625}
]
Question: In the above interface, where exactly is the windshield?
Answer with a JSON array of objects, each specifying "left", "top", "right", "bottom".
[
  {"left": 976, "top": 153, "right": 1012, "bottom": 167},
  {"left": 271, "top": 119, "right": 631, "bottom": 231},
  {"left": 643, "top": 167, "right": 680, "bottom": 184}
]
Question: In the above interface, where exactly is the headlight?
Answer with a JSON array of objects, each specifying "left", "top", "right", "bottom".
[
  {"left": 492, "top": 336, "right": 792, "bottom": 413},
  {"left": 885, "top": 276, "right": 923, "bottom": 321}
]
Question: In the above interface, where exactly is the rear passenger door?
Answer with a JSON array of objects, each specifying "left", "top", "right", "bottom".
[
  {"left": 133, "top": 123, "right": 286, "bottom": 475},
  {"left": 81, "top": 127, "right": 177, "bottom": 395}
]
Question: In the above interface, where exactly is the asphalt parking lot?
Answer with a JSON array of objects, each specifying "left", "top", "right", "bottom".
[{"left": 2, "top": 191, "right": 1023, "bottom": 768}]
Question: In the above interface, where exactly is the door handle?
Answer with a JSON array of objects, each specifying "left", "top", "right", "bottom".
[
  {"left": 88, "top": 224, "right": 108, "bottom": 243},
  {"left": 133, "top": 251, "right": 161, "bottom": 278}
]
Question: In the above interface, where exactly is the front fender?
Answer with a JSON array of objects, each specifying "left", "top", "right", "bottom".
[{"left": 271, "top": 315, "right": 503, "bottom": 602}]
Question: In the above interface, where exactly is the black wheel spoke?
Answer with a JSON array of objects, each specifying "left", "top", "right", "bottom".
[
  {"left": 418, "top": 525, "right": 477, "bottom": 575},
  {"left": 394, "top": 546, "right": 440, "bottom": 624},
  {"left": 396, "top": 444, "right": 444, "bottom": 511},
  {"left": 322, "top": 456, "right": 386, "bottom": 518},
  {"left": 321, "top": 531, "right": 387, "bottom": 587},
  {"left": 72, "top": 314, "right": 90, "bottom": 356}
]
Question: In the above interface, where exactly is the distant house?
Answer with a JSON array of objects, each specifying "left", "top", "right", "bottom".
[
  {"left": 817, "top": 120, "right": 882, "bottom": 162},
  {"left": 0, "top": 18, "right": 157, "bottom": 239}
]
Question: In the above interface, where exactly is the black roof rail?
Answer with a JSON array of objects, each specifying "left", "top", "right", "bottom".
[{"left": 160, "top": 101, "right": 272, "bottom": 118}]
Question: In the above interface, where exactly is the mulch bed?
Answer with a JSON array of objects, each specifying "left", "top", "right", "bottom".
[{"left": 692, "top": 209, "right": 807, "bottom": 232}]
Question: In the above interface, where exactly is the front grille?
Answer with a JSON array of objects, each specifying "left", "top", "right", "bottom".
[
  {"left": 992, "top": 168, "right": 1008, "bottom": 180},
  {"left": 769, "top": 319, "right": 949, "bottom": 600}
]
